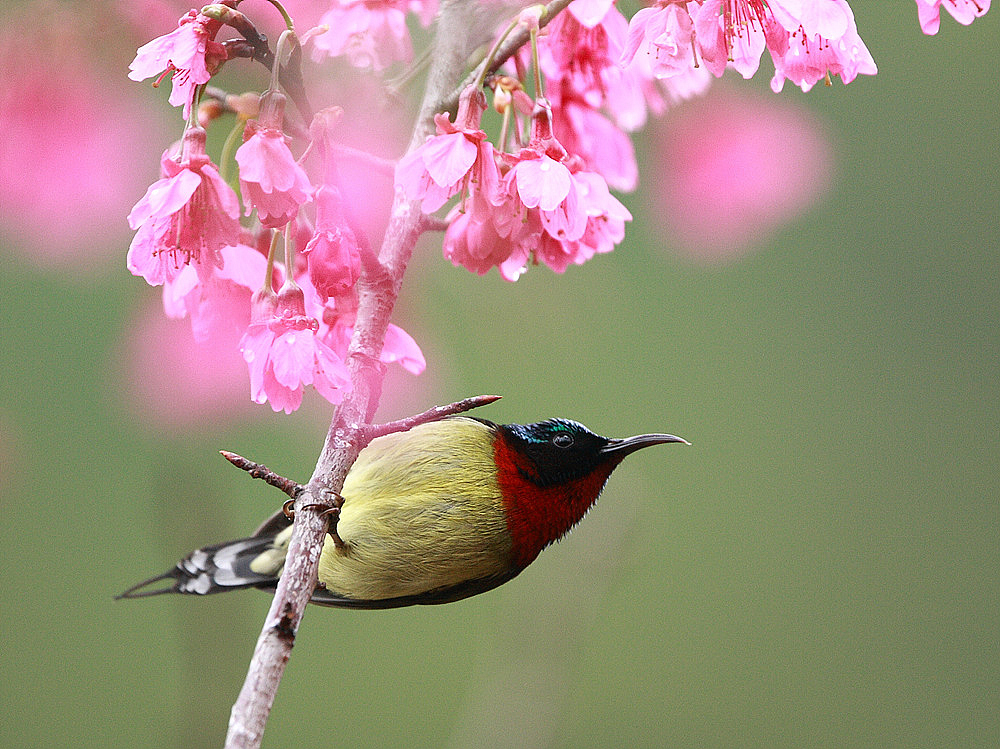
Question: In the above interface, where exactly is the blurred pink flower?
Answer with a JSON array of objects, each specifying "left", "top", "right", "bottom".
[
  {"left": 124, "top": 297, "right": 253, "bottom": 429},
  {"left": 0, "top": 5, "right": 165, "bottom": 267},
  {"left": 308, "top": 75, "right": 409, "bottom": 247},
  {"left": 914, "top": 0, "right": 991, "bottom": 34},
  {"left": 649, "top": 87, "right": 833, "bottom": 264},
  {"left": 310, "top": 0, "right": 437, "bottom": 70}
]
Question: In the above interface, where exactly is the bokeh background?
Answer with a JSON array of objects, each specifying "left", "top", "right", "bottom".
[{"left": 1, "top": 2, "right": 997, "bottom": 747}]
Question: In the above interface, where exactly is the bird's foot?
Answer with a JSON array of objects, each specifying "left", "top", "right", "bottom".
[{"left": 282, "top": 491, "right": 345, "bottom": 548}]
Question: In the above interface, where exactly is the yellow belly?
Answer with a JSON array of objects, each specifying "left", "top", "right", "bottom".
[{"left": 317, "top": 418, "right": 513, "bottom": 601}]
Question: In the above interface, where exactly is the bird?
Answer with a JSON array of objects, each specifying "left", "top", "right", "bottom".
[{"left": 117, "top": 416, "right": 687, "bottom": 608}]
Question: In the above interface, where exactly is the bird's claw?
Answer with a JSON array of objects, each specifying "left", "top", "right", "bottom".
[{"left": 282, "top": 492, "right": 346, "bottom": 548}]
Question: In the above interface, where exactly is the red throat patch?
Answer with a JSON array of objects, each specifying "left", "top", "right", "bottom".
[{"left": 493, "top": 434, "right": 618, "bottom": 569}]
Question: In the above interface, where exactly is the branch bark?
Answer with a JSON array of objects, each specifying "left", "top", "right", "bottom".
[{"left": 222, "top": 2, "right": 508, "bottom": 746}]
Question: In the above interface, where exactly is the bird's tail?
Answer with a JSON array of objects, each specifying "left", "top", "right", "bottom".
[{"left": 116, "top": 520, "right": 293, "bottom": 600}]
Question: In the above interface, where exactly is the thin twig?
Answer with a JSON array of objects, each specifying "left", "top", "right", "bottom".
[
  {"left": 219, "top": 451, "right": 303, "bottom": 499},
  {"left": 421, "top": 215, "right": 451, "bottom": 233},
  {"left": 365, "top": 394, "right": 502, "bottom": 441}
]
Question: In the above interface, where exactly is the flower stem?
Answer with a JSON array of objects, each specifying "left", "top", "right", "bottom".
[
  {"left": 263, "top": 229, "right": 280, "bottom": 291},
  {"left": 530, "top": 27, "right": 543, "bottom": 100},
  {"left": 269, "top": 30, "right": 294, "bottom": 93},
  {"left": 263, "top": 0, "right": 294, "bottom": 31},
  {"left": 219, "top": 113, "right": 246, "bottom": 186},
  {"left": 283, "top": 221, "right": 295, "bottom": 272},
  {"left": 474, "top": 16, "right": 520, "bottom": 91}
]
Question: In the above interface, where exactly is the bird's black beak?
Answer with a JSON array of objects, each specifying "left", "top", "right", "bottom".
[{"left": 600, "top": 433, "right": 689, "bottom": 458}]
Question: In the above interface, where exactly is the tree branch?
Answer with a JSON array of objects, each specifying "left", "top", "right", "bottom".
[
  {"left": 222, "top": 2, "right": 507, "bottom": 746},
  {"left": 364, "top": 394, "right": 502, "bottom": 441},
  {"left": 219, "top": 451, "right": 303, "bottom": 499}
]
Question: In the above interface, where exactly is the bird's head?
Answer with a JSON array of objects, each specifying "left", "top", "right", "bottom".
[{"left": 492, "top": 418, "right": 687, "bottom": 567}]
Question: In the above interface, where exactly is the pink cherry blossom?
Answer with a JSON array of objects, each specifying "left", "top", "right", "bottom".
[
  {"left": 379, "top": 322, "right": 426, "bottom": 374},
  {"left": 914, "top": 0, "right": 991, "bottom": 34},
  {"left": 769, "top": 0, "right": 877, "bottom": 92},
  {"left": 573, "top": 170, "right": 632, "bottom": 257},
  {"left": 240, "top": 283, "right": 350, "bottom": 413},
  {"left": 620, "top": 3, "right": 698, "bottom": 80},
  {"left": 526, "top": 165, "right": 631, "bottom": 274},
  {"left": 304, "top": 185, "right": 362, "bottom": 302},
  {"left": 128, "top": 10, "right": 226, "bottom": 118},
  {"left": 694, "top": 0, "right": 770, "bottom": 79},
  {"left": 442, "top": 97, "right": 630, "bottom": 281},
  {"left": 235, "top": 91, "right": 312, "bottom": 228},
  {"left": 442, "top": 209, "right": 520, "bottom": 277},
  {"left": 162, "top": 243, "right": 267, "bottom": 344},
  {"left": 127, "top": 126, "right": 240, "bottom": 286},
  {"left": 504, "top": 152, "right": 574, "bottom": 213},
  {"left": 310, "top": 0, "right": 438, "bottom": 70},
  {"left": 395, "top": 86, "right": 500, "bottom": 215}
]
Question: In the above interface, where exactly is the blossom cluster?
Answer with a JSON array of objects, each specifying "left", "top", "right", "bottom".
[
  {"left": 619, "top": 0, "right": 877, "bottom": 94},
  {"left": 124, "top": 0, "right": 989, "bottom": 413}
]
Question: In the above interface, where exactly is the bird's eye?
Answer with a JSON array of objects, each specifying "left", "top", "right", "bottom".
[{"left": 552, "top": 433, "right": 574, "bottom": 448}]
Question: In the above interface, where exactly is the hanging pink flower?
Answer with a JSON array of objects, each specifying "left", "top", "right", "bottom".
[
  {"left": 240, "top": 282, "right": 350, "bottom": 414},
  {"left": 127, "top": 126, "right": 240, "bottom": 286},
  {"left": 769, "top": 0, "right": 877, "bottom": 92},
  {"left": 914, "top": 0, "right": 990, "bottom": 35},
  {"left": 453, "top": 99, "right": 630, "bottom": 280},
  {"left": 128, "top": 10, "right": 226, "bottom": 118},
  {"left": 443, "top": 209, "right": 527, "bottom": 279},
  {"left": 693, "top": 0, "right": 770, "bottom": 79},
  {"left": 395, "top": 86, "right": 500, "bottom": 216},
  {"left": 236, "top": 91, "right": 312, "bottom": 228},
  {"left": 162, "top": 243, "right": 267, "bottom": 344},
  {"left": 620, "top": 3, "right": 698, "bottom": 80},
  {"left": 303, "top": 185, "right": 362, "bottom": 302},
  {"left": 496, "top": 102, "right": 588, "bottom": 243}
]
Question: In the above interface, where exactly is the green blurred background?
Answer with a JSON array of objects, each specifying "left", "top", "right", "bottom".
[{"left": 1, "top": 4, "right": 997, "bottom": 748}]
